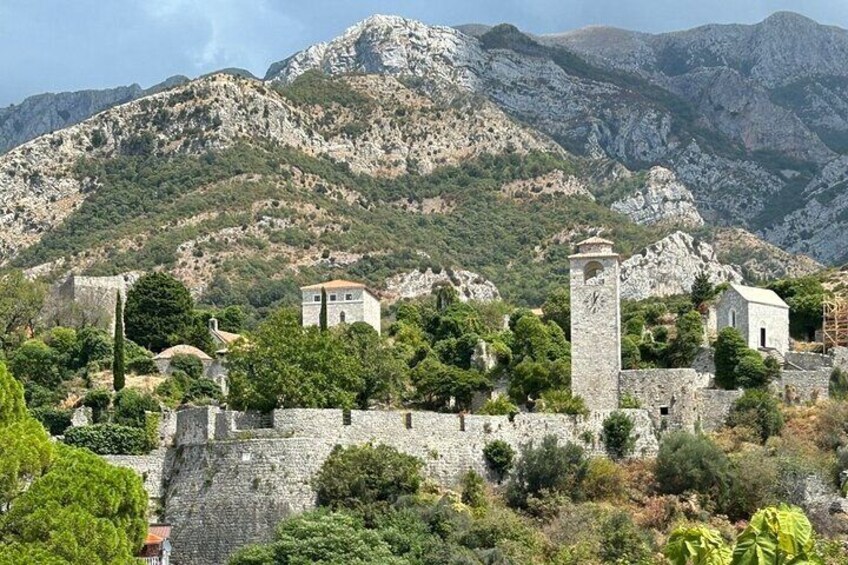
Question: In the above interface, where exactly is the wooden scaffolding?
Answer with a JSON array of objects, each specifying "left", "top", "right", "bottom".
[{"left": 822, "top": 297, "right": 848, "bottom": 352}]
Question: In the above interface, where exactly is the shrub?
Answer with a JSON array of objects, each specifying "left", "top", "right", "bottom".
[
  {"left": 8, "top": 339, "right": 62, "bottom": 387},
  {"left": 82, "top": 388, "right": 112, "bottom": 423},
  {"left": 113, "top": 388, "right": 160, "bottom": 427},
  {"left": 143, "top": 412, "right": 160, "bottom": 452},
  {"left": 183, "top": 378, "right": 222, "bottom": 404},
  {"left": 63, "top": 423, "right": 148, "bottom": 454},
  {"left": 599, "top": 511, "right": 651, "bottom": 564},
  {"left": 75, "top": 326, "right": 113, "bottom": 368},
  {"left": 667, "top": 310, "right": 704, "bottom": 368},
  {"left": 126, "top": 356, "right": 158, "bottom": 376},
  {"left": 460, "top": 469, "right": 487, "bottom": 508},
  {"left": 483, "top": 440, "right": 515, "bottom": 479},
  {"left": 29, "top": 406, "right": 72, "bottom": 436},
  {"left": 655, "top": 431, "right": 734, "bottom": 516},
  {"left": 829, "top": 367, "right": 848, "bottom": 401},
  {"left": 169, "top": 353, "right": 204, "bottom": 379},
  {"left": 314, "top": 443, "right": 423, "bottom": 512},
  {"left": 477, "top": 394, "right": 518, "bottom": 415},
  {"left": 734, "top": 350, "right": 769, "bottom": 389},
  {"left": 601, "top": 411, "right": 636, "bottom": 460},
  {"left": 714, "top": 327, "right": 747, "bottom": 389},
  {"left": 726, "top": 389, "right": 784, "bottom": 443},
  {"left": 506, "top": 435, "right": 588, "bottom": 510},
  {"left": 536, "top": 389, "right": 588, "bottom": 416},
  {"left": 621, "top": 335, "right": 641, "bottom": 369},
  {"left": 583, "top": 457, "right": 626, "bottom": 501},
  {"left": 619, "top": 392, "right": 641, "bottom": 409}
]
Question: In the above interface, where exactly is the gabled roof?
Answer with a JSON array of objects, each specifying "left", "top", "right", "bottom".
[
  {"left": 728, "top": 284, "right": 789, "bottom": 309},
  {"left": 301, "top": 279, "right": 367, "bottom": 291},
  {"left": 153, "top": 344, "right": 213, "bottom": 361},
  {"left": 211, "top": 327, "right": 241, "bottom": 345}
]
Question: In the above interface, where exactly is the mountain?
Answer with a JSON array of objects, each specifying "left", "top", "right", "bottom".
[
  {"left": 0, "top": 14, "right": 827, "bottom": 311},
  {"left": 265, "top": 13, "right": 848, "bottom": 264}
]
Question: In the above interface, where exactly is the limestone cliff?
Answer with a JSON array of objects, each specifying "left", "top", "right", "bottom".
[
  {"left": 610, "top": 166, "right": 703, "bottom": 227},
  {"left": 383, "top": 268, "right": 500, "bottom": 302},
  {"left": 620, "top": 231, "right": 742, "bottom": 301}
]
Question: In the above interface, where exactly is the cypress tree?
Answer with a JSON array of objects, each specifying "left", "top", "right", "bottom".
[
  {"left": 113, "top": 291, "right": 126, "bottom": 391},
  {"left": 319, "top": 287, "right": 328, "bottom": 332}
]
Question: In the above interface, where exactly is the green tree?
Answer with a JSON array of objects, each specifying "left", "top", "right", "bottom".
[
  {"left": 124, "top": 272, "right": 194, "bottom": 352},
  {"left": 542, "top": 286, "right": 571, "bottom": 339},
  {"left": 601, "top": 411, "right": 636, "bottom": 460},
  {"left": 435, "top": 283, "right": 459, "bottom": 312},
  {"left": 731, "top": 505, "right": 819, "bottom": 565},
  {"left": 656, "top": 431, "right": 735, "bottom": 517},
  {"left": 599, "top": 512, "right": 651, "bottom": 564},
  {"left": 621, "top": 335, "right": 641, "bottom": 369},
  {"left": 169, "top": 352, "right": 204, "bottom": 379},
  {"left": 319, "top": 287, "right": 328, "bottom": 332},
  {"left": 506, "top": 435, "right": 588, "bottom": 510},
  {"left": 478, "top": 394, "right": 518, "bottom": 415},
  {"left": 536, "top": 389, "right": 588, "bottom": 415},
  {"left": 314, "top": 444, "right": 423, "bottom": 512},
  {"left": 343, "top": 322, "right": 408, "bottom": 408},
  {"left": 668, "top": 310, "right": 704, "bottom": 368},
  {"left": 733, "top": 351, "right": 769, "bottom": 389},
  {"left": 113, "top": 291, "right": 125, "bottom": 391},
  {"left": 227, "top": 309, "right": 365, "bottom": 411},
  {"left": 0, "top": 271, "right": 45, "bottom": 351},
  {"left": 726, "top": 389, "right": 784, "bottom": 443},
  {"left": 483, "top": 440, "right": 516, "bottom": 479},
  {"left": 691, "top": 272, "right": 715, "bottom": 308},
  {"left": 8, "top": 339, "right": 62, "bottom": 388},
  {"left": 410, "top": 355, "right": 487, "bottom": 411},
  {"left": 715, "top": 327, "right": 748, "bottom": 389},
  {"left": 767, "top": 277, "right": 826, "bottom": 340}
]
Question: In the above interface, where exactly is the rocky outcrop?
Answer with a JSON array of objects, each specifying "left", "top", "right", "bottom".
[
  {"left": 610, "top": 166, "right": 703, "bottom": 227},
  {"left": 500, "top": 169, "right": 592, "bottom": 200},
  {"left": 383, "top": 268, "right": 500, "bottom": 302},
  {"left": 711, "top": 227, "right": 822, "bottom": 281},
  {"left": 620, "top": 231, "right": 742, "bottom": 301}
]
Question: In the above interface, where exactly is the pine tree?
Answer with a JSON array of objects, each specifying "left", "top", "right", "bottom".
[
  {"left": 113, "top": 291, "right": 126, "bottom": 391},
  {"left": 319, "top": 287, "right": 328, "bottom": 332},
  {"left": 690, "top": 272, "right": 715, "bottom": 308}
]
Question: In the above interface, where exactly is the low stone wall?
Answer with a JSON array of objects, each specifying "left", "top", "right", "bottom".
[
  {"left": 164, "top": 406, "right": 658, "bottom": 564},
  {"left": 695, "top": 389, "right": 744, "bottom": 432},
  {"left": 784, "top": 351, "right": 832, "bottom": 371}
]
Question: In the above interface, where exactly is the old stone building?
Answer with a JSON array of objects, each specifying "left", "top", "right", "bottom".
[
  {"left": 301, "top": 279, "right": 381, "bottom": 334},
  {"left": 716, "top": 283, "right": 790, "bottom": 354},
  {"left": 50, "top": 274, "right": 139, "bottom": 333},
  {"left": 569, "top": 237, "right": 621, "bottom": 410}
]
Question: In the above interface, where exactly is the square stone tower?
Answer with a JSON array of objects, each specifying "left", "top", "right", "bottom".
[{"left": 569, "top": 237, "right": 621, "bottom": 411}]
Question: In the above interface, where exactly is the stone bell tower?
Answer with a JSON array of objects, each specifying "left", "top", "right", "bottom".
[{"left": 569, "top": 237, "right": 621, "bottom": 411}]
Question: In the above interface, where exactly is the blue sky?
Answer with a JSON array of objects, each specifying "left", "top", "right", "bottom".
[{"left": 2, "top": 0, "right": 847, "bottom": 106}]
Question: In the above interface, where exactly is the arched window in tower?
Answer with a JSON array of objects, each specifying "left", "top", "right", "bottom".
[
  {"left": 339, "top": 311, "right": 346, "bottom": 324},
  {"left": 584, "top": 261, "right": 605, "bottom": 285},
  {"left": 730, "top": 309, "right": 736, "bottom": 328}
]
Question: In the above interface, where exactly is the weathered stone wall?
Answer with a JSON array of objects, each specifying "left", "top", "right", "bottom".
[
  {"left": 774, "top": 370, "right": 831, "bottom": 404},
  {"left": 54, "top": 274, "right": 136, "bottom": 333},
  {"left": 620, "top": 369, "right": 710, "bottom": 431},
  {"left": 716, "top": 288, "right": 748, "bottom": 346},
  {"left": 748, "top": 301, "right": 790, "bottom": 353},
  {"left": 161, "top": 407, "right": 657, "bottom": 565},
  {"left": 695, "top": 389, "right": 744, "bottom": 432}
]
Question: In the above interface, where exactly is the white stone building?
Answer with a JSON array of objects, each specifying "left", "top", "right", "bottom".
[
  {"left": 301, "top": 280, "right": 381, "bottom": 334},
  {"left": 716, "top": 283, "right": 790, "bottom": 354}
]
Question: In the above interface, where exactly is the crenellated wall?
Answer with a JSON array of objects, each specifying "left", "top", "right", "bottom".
[{"left": 124, "top": 406, "right": 658, "bottom": 565}]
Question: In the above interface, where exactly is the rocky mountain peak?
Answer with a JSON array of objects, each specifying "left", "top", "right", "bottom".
[{"left": 611, "top": 166, "right": 704, "bottom": 227}]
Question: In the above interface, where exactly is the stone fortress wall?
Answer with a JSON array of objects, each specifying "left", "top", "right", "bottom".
[{"left": 115, "top": 406, "right": 657, "bottom": 565}]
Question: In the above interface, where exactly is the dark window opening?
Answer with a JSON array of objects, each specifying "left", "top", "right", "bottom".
[
  {"left": 760, "top": 327, "right": 767, "bottom": 348},
  {"left": 339, "top": 311, "right": 346, "bottom": 323},
  {"left": 459, "top": 414, "right": 465, "bottom": 432},
  {"left": 345, "top": 293, "right": 353, "bottom": 301},
  {"left": 330, "top": 294, "right": 337, "bottom": 301},
  {"left": 660, "top": 406, "right": 669, "bottom": 416}
]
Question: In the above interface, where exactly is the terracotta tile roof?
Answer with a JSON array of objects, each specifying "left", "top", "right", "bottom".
[
  {"left": 576, "top": 236, "right": 614, "bottom": 246},
  {"left": 153, "top": 344, "right": 213, "bottom": 361},
  {"left": 211, "top": 328, "right": 242, "bottom": 345},
  {"left": 301, "top": 279, "right": 367, "bottom": 291},
  {"left": 147, "top": 525, "right": 172, "bottom": 540}
]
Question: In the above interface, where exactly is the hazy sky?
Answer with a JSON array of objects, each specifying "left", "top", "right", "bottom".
[{"left": 2, "top": 0, "right": 848, "bottom": 106}]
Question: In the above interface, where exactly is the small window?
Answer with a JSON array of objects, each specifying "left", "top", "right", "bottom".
[
  {"left": 339, "top": 311, "right": 346, "bottom": 323},
  {"left": 730, "top": 309, "right": 736, "bottom": 328},
  {"left": 760, "top": 327, "right": 766, "bottom": 348},
  {"left": 329, "top": 294, "right": 337, "bottom": 301},
  {"left": 660, "top": 406, "right": 669, "bottom": 416},
  {"left": 313, "top": 295, "right": 320, "bottom": 302},
  {"left": 345, "top": 293, "right": 353, "bottom": 301}
]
